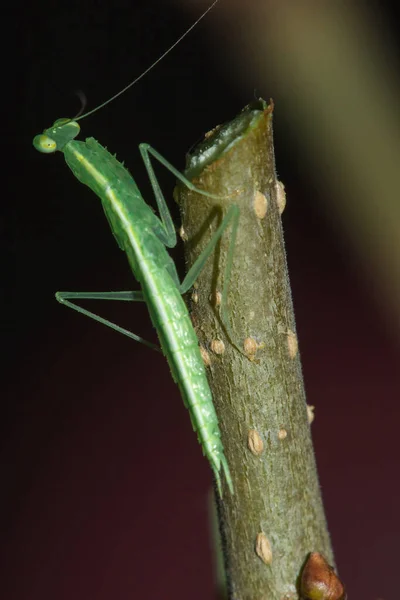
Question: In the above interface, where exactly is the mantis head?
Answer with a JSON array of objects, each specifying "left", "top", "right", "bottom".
[{"left": 33, "top": 119, "right": 80, "bottom": 153}]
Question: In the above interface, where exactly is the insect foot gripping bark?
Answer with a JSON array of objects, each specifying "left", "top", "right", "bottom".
[{"left": 178, "top": 99, "right": 336, "bottom": 598}]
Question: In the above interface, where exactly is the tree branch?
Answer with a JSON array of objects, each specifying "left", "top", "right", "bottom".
[{"left": 177, "top": 100, "right": 334, "bottom": 599}]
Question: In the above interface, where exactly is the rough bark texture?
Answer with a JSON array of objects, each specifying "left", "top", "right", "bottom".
[{"left": 177, "top": 100, "right": 333, "bottom": 600}]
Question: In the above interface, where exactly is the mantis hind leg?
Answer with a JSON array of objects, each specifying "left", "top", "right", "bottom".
[{"left": 56, "top": 291, "right": 160, "bottom": 351}]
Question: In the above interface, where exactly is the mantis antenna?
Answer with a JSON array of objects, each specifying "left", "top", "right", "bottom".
[{"left": 76, "top": 0, "right": 220, "bottom": 122}]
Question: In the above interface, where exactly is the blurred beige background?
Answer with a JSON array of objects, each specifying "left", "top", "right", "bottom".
[{"left": 180, "top": 0, "right": 400, "bottom": 336}]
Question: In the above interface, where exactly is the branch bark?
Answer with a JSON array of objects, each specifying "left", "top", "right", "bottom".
[{"left": 177, "top": 100, "right": 333, "bottom": 599}]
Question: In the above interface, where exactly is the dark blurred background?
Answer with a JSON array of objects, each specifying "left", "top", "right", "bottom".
[{"left": 5, "top": 0, "right": 400, "bottom": 598}]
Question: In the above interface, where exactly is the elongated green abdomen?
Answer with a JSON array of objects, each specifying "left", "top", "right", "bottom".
[{"left": 125, "top": 242, "right": 227, "bottom": 478}]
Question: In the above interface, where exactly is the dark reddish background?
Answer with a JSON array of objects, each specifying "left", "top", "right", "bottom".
[{"left": 6, "top": 0, "right": 400, "bottom": 598}]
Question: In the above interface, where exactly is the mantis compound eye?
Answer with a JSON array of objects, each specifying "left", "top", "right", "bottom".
[{"left": 33, "top": 134, "right": 57, "bottom": 154}]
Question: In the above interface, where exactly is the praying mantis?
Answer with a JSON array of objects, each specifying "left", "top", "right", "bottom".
[{"left": 33, "top": 0, "right": 238, "bottom": 496}]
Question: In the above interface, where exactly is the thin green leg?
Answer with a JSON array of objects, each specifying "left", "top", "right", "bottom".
[
  {"left": 56, "top": 291, "right": 160, "bottom": 351},
  {"left": 139, "top": 143, "right": 240, "bottom": 347},
  {"left": 179, "top": 205, "right": 240, "bottom": 345},
  {"left": 139, "top": 143, "right": 223, "bottom": 248}
]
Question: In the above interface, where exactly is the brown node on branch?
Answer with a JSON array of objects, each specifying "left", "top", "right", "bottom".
[{"left": 300, "top": 552, "right": 346, "bottom": 600}]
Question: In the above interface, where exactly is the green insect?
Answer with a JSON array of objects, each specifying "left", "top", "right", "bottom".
[{"left": 33, "top": 0, "right": 238, "bottom": 496}]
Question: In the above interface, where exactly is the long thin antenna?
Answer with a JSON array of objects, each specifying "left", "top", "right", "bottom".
[{"left": 76, "top": 0, "right": 219, "bottom": 122}]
